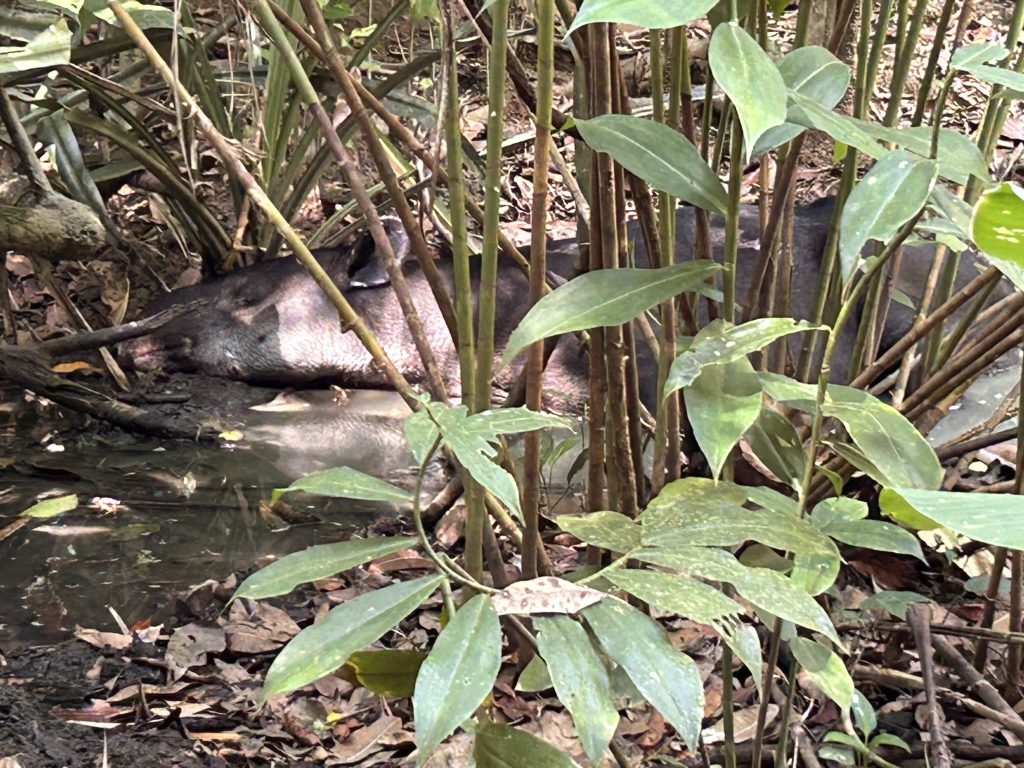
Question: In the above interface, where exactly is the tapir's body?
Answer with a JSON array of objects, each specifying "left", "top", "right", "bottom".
[{"left": 121, "top": 201, "right": 999, "bottom": 405}]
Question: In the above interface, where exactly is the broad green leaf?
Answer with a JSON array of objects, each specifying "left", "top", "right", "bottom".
[
  {"left": 709, "top": 23, "right": 787, "bottom": 160},
  {"left": 94, "top": 1, "right": 176, "bottom": 29},
  {"left": 416, "top": 594, "right": 502, "bottom": 762},
  {"left": 232, "top": 537, "right": 415, "bottom": 601},
  {"left": 0, "top": 19, "right": 70, "bottom": 75},
  {"left": 950, "top": 42, "right": 1008, "bottom": 69},
  {"left": 502, "top": 261, "right": 721, "bottom": 364},
  {"left": 961, "top": 62, "right": 1024, "bottom": 93},
  {"left": 811, "top": 498, "right": 924, "bottom": 561},
  {"left": 777, "top": 46, "right": 851, "bottom": 107},
  {"left": 790, "top": 636, "right": 853, "bottom": 711},
  {"left": 686, "top": 356, "right": 762, "bottom": 480},
  {"left": 857, "top": 125, "right": 988, "bottom": 186},
  {"left": 870, "top": 733, "right": 911, "bottom": 753},
  {"left": 567, "top": 0, "right": 720, "bottom": 32},
  {"left": 404, "top": 409, "right": 440, "bottom": 465},
  {"left": 839, "top": 150, "right": 937, "bottom": 281},
  {"left": 425, "top": 402, "right": 522, "bottom": 518},
  {"left": 745, "top": 408, "right": 805, "bottom": 491},
  {"left": 721, "top": 622, "right": 763, "bottom": 694},
  {"left": 851, "top": 689, "right": 877, "bottom": 737},
  {"left": 516, "top": 654, "right": 553, "bottom": 692},
  {"left": 273, "top": 466, "right": 411, "bottom": 503},
  {"left": 664, "top": 318, "right": 822, "bottom": 394},
  {"left": 22, "top": 494, "right": 77, "bottom": 518},
  {"left": 556, "top": 510, "right": 642, "bottom": 552},
  {"left": 535, "top": 616, "right": 618, "bottom": 762},
  {"left": 791, "top": 550, "right": 841, "bottom": 596},
  {"left": 860, "top": 591, "right": 931, "bottom": 620},
  {"left": 760, "top": 373, "right": 943, "bottom": 490},
  {"left": 262, "top": 574, "right": 442, "bottom": 700},
  {"left": 882, "top": 489, "right": 1024, "bottom": 549},
  {"left": 786, "top": 92, "right": 884, "bottom": 160},
  {"left": 584, "top": 599, "right": 703, "bottom": 749},
  {"left": 641, "top": 478, "right": 837, "bottom": 557},
  {"left": 753, "top": 46, "right": 850, "bottom": 155},
  {"left": 468, "top": 407, "right": 574, "bottom": 436},
  {"left": 341, "top": 649, "right": 427, "bottom": 697},
  {"left": 605, "top": 569, "right": 742, "bottom": 625},
  {"left": 575, "top": 115, "right": 728, "bottom": 214},
  {"left": 475, "top": 721, "right": 579, "bottom": 767},
  {"left": 635, "top": 547, "right": 840, "bottom": 642},
  {"left": 972, "top": 183, "right": 1024, "bottom": 266}
]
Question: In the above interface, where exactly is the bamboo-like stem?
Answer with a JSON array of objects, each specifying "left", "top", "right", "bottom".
[
  {"left": 473, "top": 0, "right": 510, "bottom": 415},
  {"left": 440, "top": 0, "right": 484, "bottom": 579},
  {"left": 521, "top": 0, "right": 555, "bottom": 582}
]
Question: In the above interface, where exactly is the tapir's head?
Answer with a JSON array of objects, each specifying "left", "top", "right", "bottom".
[{"left": 121, "top": 216, "right": 411, "bottom": 382}]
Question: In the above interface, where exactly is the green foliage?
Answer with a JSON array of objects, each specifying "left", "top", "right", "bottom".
[
  {"left": 273, "top": 467, "right": 413, "bottom": 504},
  {"left": 232, "top": 537, "right": 416, "bottom": 601},
  {"left": 414, "top": 594, "right": 502, "bottom": 763}
]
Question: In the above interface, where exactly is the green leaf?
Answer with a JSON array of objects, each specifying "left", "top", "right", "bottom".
[
  {"left": 535, "top": 616, "right": 618, "bottom": 762},
  {"left": 860, "top": 590, "right": 931, "bottom": 620},
  {"left": 811, "top": 498, "right": 924, "bottom": 561},
  {"left": 950, "top": 42, "right": 1008, "bottom": 69},
  {"left": 341, "top": 649, "right": 427, "bottom": 697},
  {"left": 273, "top": 466, "right": 411, "bottom": 504},
  {"left": 790, "top": 550, "right": 841, "bottom": 597},
  {"left": 789, "top": 636, "right": 853, "bottom": 711},
  {"left": 851, "top": 689, "right": 877, "bottom": 737},
  {"left": 567, "top": 0, "right": 720, "bottom": 32},
  {"left": 881, "top": 488, "right": 1024, "bottom": 549},
  {"left": 516, "top": 654, "right": 553, "bottom": 692},
  {"left": 761, "top": 373, "right": 943, "bottom": 490},
  {"left": 721, "top": 622, "right": 763, "bottom": 694},
  {"left": 556, "top": 510, "right": 643, "bottom": 552},
  {"left": 575, "top": 115, "right": 728, "bottom": 214},
  {"left": 503, "top": 261, "right": 721, "bottom": 365},
  {"left": 426, "top": 401, "right": 523, "bottom": 518},
  {"left": 960, "top": 62, "right": 1024, "bottom": 93},
  {"left": 635, "top": 547, "right": 840, "bottom": 642},
  {"left": 415, "top": 594, "right": 502, "bottom": 762},
  {"left": 686, "top": 356, "right": 762, "bottom": 480},
  {"left": 709, "top": 23, "right": 787, "bottom": 160},
  {"left": 605, "top": 569, "right": 743, "bottom": 625},
  {"left": 262, "top": 574, "right": 443, "bottom": 700},
  {"left": 753, "top": 46, "right": 851, "bottom": 156},
  {"left": 859, "top": 125, "right": 988, "bottom": 186},
  {"left": 786, "top": 92, "right": 885, "bottom": 160},
  {"left": 745, "top": 408, "right": 805, "bottom": 491},
  {"left": 22, "top": 494, "right": 77, "bottom": 518},
  {"left": 474, "top": 721, "right": 580, "bottom": 767},
  {"left": 972, "top": 183, "right": 1024, "bottom": 266},
  {"left": 641, "top": 478, "right": 837, "bottom": 557},
  {"left": 232, "top": 537, "right": 415, "bottom": 601},
  {"left": 839, "top": 150, "right": 937, "bottom": 281},
  {"left": 93, "top": 0, "right": 177, "bottom": 29},
  {"left": 664, "top": 318, "right": 822, "bottom": 394},
  {"left": 404, "top": 409, "right": 440, "bottom": 466},
  {"left": 583, "top": 599, "right": 703, "bottom": 750},
  {"left": 0, "top": 18, "right": 70, "bottom": 75},
  {"left": 468, "top": 407, "right": 574, "bottom": 436}
]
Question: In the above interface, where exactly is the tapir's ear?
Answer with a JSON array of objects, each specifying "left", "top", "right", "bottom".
[{"left": 348, "top": 214, "right": 413, "bottom": 288}]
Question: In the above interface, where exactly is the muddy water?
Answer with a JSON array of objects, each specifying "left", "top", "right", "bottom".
[{"left": 0, "top": 387, "right": 430, "bottom": 645}]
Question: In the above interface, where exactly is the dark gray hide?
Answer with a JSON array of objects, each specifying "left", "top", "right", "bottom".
[{"left": 121, "top": 202, "right": 1000, "bottom": 406}]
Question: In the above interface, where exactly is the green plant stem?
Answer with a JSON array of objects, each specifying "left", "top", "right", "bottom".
[
  {"left": 774, "top": 661, "right": 800, "bottom": 765},
  {"left": 473, "top": 0, "right": 510, "bottom": 415},
  {"left": 521, "top": 0, "right": 554, "bottom": 581},
  {"left": 722, "top": 112, "right": 743, "bottom": 323},
  {"left": 440, "top": 0, "right": 484, "bottom": 580},
  {"left": 721, "top": 645, "right": 737, "bottom": 768},
  {"left": 749, "top": 616, "right": 783, "bottom": 767}
]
